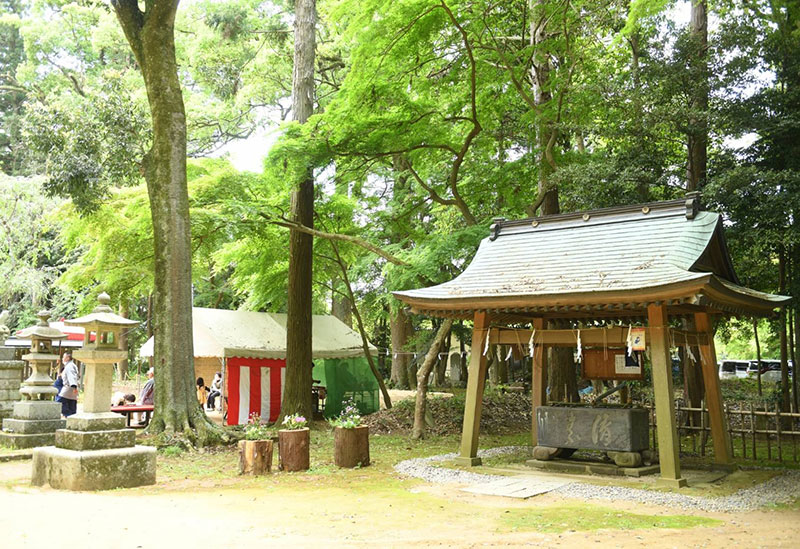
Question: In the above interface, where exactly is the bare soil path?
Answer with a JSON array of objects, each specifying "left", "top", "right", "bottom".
[{"left": 1, "top": 455, "right": 798, "bottom": 548}]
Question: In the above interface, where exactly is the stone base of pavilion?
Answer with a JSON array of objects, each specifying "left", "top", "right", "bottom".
[
  {"left": 31, "top": 412, "right": 156, "bottom": 491},
  {"left": 526, "top": 457, "right": 661, "bottom": 478},
  {"left": 0, "top": 401, "right": 65, "bottom": 449}
]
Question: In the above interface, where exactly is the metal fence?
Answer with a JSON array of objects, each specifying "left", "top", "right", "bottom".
[{"left": 645, "top": 400, "right": 800, "bottom": 463}]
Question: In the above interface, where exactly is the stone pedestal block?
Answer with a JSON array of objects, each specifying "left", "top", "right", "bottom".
[
  {"left": 0, "top": 359, "right": 24, "bottom": 420},
  {"left": 0, "top": 431, "right": 57, "bottom": 448},
  {"left": 66, "top": 412, "right": 126, "bottom": 432},
  {"left": 32, "top": 445, "right": 157, "bottom": 490},
  {"left": 82, "top": 363, "right": 114, "bottom": 413},
  {"left": 3, "top": 418, "right": 65, "bottom": 434},
  {"left": 1, "top": 388, "right": 64, "bottom": 449},
  {"left": 13, "top": 401, "right": 62, "bottom": 420},
  {"left": 55, "top": 428, "right": 135, "bottom": 451}
]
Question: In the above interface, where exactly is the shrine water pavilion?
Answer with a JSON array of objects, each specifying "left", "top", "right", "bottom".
[{"left": 394, "top": 195, "right": 790, "bottom": 487}]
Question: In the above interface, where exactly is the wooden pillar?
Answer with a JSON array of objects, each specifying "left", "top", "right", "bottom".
[
  {"left": 455, "top": 311, "right": 490, "bottom": 466},
  {"left": 647, "top": 303, "right": 687, "bottom": 488},
  {"left": 695, "top": 311, "right": 733, "bottom": 468},
  {"left": 531, "top": 317, "right": 546, "bottom": 446}
]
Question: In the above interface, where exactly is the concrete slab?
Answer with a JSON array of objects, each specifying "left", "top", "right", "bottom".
[{"left": 462, "top": 476, "right": 571, "bottom": 499}]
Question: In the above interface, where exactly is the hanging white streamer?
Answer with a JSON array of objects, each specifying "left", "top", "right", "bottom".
[
  {"left": 528, "top": 329, "right": 536, "bottom": 358},
  {"left": 483, "top": 328, "right": 490, "bottom": 356},
  {"left": 506, "top": 347, "right": 513, "bottom": 361},
  {"left": 576, "top": 329, "right": 582, "bottom": 360},
  {"left": 687, "top": 345, "right": 697, "bottom": 364},
  {"left": 626, "top": 325, "right": 633, "bottom": 356}
]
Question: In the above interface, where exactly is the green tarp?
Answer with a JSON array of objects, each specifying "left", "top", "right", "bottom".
[{"left": 313, "top": 357, "right": 380, "bottom": 418}]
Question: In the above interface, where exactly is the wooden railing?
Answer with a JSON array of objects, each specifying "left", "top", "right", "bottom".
[{"left": 645, "top": 400, "right": 800, "bottom": 463}]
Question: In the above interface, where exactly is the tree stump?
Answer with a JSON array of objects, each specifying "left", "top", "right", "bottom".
[
  {"left": 238, "top": 439, "right": 273, "bottom": 475},
  {"left": 278, "top": 428, "right": 310, "bottom": 472},
  {"left": 334, "top": 426, "right": 370, "bottom": 468}
]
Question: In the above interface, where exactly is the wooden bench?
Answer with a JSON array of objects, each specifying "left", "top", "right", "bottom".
[{"left": 111, "top": 405, "right": 154, "bottom": 428}]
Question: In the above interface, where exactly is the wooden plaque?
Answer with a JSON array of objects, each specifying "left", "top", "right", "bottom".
[{"left": 581, "top": 348, "right": 644, "bottom": 381}]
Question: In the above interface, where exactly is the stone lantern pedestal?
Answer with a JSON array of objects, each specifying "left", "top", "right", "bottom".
[
  {"left": 0, "top": 316, "right": 25, "bottom": 421},
  {"left": 0, "top": 312, "right": 67, "bottom": 449},
  {"left": 32, "top": 294, "right": 156, "bottom": 490}
]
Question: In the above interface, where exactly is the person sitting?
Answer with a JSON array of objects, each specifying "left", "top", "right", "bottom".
[
  {"left": 111, "top": 391, "right": 127, "bottom": 407},
  {"left": 207, "top": 372, "right": 222, "bottom": 411},
  {"left": 196, "top": 377, "right": 208, "bottom": 407}
]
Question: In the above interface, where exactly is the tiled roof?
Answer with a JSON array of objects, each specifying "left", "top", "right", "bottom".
[{"left": 393, "top": 198, "right": 789, "bottom": 318}]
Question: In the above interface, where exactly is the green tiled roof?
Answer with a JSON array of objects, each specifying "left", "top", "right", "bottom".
[{"left": 394, "top": 198, "right": 789, "bottom": 318}]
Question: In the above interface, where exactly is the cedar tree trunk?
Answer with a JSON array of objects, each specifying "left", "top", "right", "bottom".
[{"left": 281, "top": 0, "right": 317, "bottom": 421}]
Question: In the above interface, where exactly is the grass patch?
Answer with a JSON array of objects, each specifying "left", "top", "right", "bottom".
[{"left": 499, "top": 504, "right": 720, "bottom": 533}]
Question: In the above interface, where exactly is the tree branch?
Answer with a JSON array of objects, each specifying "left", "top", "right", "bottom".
[{"left": 260, "top": 212, "right": 410, "bottom": 266}]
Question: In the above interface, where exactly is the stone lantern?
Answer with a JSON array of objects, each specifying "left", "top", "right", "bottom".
[
  {"left": 32, "top": 293, "right": 156, "bottom": 490},
  {"left": 0, "top": 311, "right": 67, "bottom": 448}
]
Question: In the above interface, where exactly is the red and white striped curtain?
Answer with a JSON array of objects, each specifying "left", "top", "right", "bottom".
[{"left": 226, "top": 357, "right": 286, "bottom": 425}]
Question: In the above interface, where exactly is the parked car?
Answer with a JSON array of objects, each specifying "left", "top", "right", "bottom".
[
  {"left": 758, "top": 360, "right": 794, "bottom": 383},
  {"left": 719, "top": 360, "right": 744, "bottom": 380}
]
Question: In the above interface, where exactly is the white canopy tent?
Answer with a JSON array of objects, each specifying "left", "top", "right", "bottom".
[
  {"left": 139, "top": 307, "right": 377, "bottom": 425},
  {"left": 139, "top": 307, "right": 377, "bottom": 359}
]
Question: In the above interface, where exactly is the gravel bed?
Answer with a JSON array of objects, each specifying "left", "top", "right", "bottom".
[{"left": 394, "top": 446, "right": 800, "bottom": 512}]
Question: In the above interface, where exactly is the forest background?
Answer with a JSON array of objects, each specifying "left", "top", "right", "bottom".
[{"left": 0, "top": 0, "right": 798, "bottom": 413}]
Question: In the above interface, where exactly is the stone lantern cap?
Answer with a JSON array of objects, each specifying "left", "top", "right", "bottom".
[
  {"left": 65, "top": 292, "right": 139, "bottom": 329},
  {"left": 17, "top": 310, "right": 67, "bottom": 341}
]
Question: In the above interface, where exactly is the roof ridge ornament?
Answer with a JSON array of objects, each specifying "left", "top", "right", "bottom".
[
  {"left": 489, "top": 217, "right": 505, "bottom": 241},
  {"left": 685, "top": 191, "right": 701, "bottom": 220}
]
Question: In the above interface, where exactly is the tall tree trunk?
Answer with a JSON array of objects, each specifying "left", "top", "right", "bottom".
[
  {"left": 687, "top": 0, "right": 708, "bottom": 191},
  {"left": 779, "top": 248, "right": 790, "bottom": 413},
  {"left": 497, "top": 345, "right": 509, "bottom": 384},
  {"left": 434, "top": 331, "right": 450, "bottom": 386},
  {"left": 793, "top": 307, "right": 799, "bottom": 412},
  {"left": 390, "top": 308, "right": 412, "bottom": 388},
  {"left": 754, "top": 318, "right": 763, "bottom": 397},
  {"left": 111, "top": 0, "right": 224, "bottom": 443},
  {"left": 412, "top": 319, "right": 453, "bottom": 439},
  {"left": 682, "top": 318, "right": 704, "bottom": 427},
  {"left": 331, "top": 278, "right": 352, "bottom": 328},
  {"left": 281, "top": 0, "right": 317, "bottom": 421},
  {"left": 530, "top": 0, "right": 558, "bottom": 215}
]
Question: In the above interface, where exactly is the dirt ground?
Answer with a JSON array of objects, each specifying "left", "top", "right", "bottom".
[{"left": 1, "top": 457, "right": 798, "bottom": 549}]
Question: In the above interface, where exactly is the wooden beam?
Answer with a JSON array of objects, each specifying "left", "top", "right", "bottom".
[
  {"left": 489, "top": 327, "right": 709, "bottom": 348},
  {"left": 455, "top": 312, "right": 490, "bottom": 466},
  {"left": 647, "top": 304, "right": 687, "bottom": 488},
  {"left": 531, "top": 318, "right": 546, "bottom": 446},
  {"left": 695, "top": 311, "right": 733, "bottom": 468}
]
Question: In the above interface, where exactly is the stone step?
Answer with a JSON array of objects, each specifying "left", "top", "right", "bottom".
[
  {"left": 55, "top": 428, "right": 135, "bottom": 451},
  {"left": 0, "top": 431, "right": 56, "bottom": 449},
  {"left": 2, "top": 417, "right": 65, "bottom": 434}
]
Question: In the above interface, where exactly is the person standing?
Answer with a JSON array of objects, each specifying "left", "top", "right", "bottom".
[
  {"left": 136, "top": 367, "right": 155, "bottom": 425},
  {"left": 59, "top": 351, "right": 79, "bottom": 417},
  {"left": 139, "top": 368, "right": 155, "bottom": 405}
]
